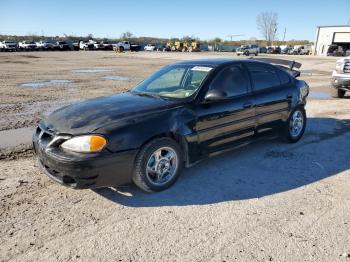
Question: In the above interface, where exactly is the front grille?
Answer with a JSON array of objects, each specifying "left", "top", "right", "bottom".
[
  {"left": 344, "top": 60, "right": 350, "bottom": 73},
  {"left": 36, "top": 125, "right": 55, "bottom": 146}
]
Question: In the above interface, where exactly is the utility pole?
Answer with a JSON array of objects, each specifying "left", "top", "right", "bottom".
[{"left": 227, "top": 34, "right": 244, "bottom": 41}]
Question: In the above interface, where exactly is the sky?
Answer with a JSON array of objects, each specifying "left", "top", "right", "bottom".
[{"left": 1, "top": 0, "right": 349, "bottom": 41}]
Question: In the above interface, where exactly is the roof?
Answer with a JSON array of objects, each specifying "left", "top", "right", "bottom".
[
  {"left": 317, "top": 25, "right": 350, "bottom": 28},
  {"left": 175, "top": 58, "right": 247, "bottom": 67}
]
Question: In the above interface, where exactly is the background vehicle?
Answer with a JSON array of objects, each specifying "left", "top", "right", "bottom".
[
  {"left": 36, "top": 41, "right": 55, "bottom": 51},
  {"left": 79, "top": 40, "right": 94, "bottom": 50},
  {"left": 101, "top": 41, "right": 113, "bottom": 50},
  {"left": 259, "top": 46, "right": 267, "bottom": 53},
  {"left": 113, "top": 41, "right": 131, "bottom": 52},
  {"left": 331, "top": 56, "right": 350, "bottom": 98},
  {"left": 236, "top": 45, "right": 259, "bottom": 56},
  {"left": 33, "top": 58, "right": 308, "bottom": 192},
  {"left": 144, "top": 44, "right": 157, "bottom": 51},
  {"left": 55, "top": 41, "right": 71, "bottom": 51},
  {"left": 18, "top": 41, "right": 37, "bottom": 51},
  {"left": 267, "top": 46, "right": 281, "bottom": 54},
  {"left": 281, "top": 45, "right": 293, "bottom": 54},
  {"left": 291, "top": 45, "right": 310, "bottom": 55},
  {"left": 0, "top": 41, "right": 17, "bottom": 51}
]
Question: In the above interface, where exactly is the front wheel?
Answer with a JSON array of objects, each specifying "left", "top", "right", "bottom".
[
  {"left": 282, "top": 107, "right": 306, "bottom": 143},
  {"left": 132, "top": 138, "right": 184, "bottom": 192},
  {"left": 331, "top": 88, "right": 346, "bottom": 98}
]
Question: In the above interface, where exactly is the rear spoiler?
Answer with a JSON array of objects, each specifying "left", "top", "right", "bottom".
[{"left": 249, "top": 57, "right": 302, "bottom": 77}]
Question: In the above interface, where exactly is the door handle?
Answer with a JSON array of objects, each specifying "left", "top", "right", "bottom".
[{"left": 243, "top": 102, "right": 253, "bottom": 108}]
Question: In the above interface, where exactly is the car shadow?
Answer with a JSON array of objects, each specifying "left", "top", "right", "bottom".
[{"left": 94, "top": 116, "right": 350, "bottom": 207}]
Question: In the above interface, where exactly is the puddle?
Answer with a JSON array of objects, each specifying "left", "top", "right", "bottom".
[
  {"left": 20, "top": 80, "right": 73, "bottom": 88},
  {"left": 0, "top": 127, "right": 34, "bottom": 149},
  {"left": 67, "top": 87, "right": 80, "bottom": 93},
  {"left": 73, "top": 68, "right": 113, "bottom": 73},
  {"left": 100, "top": 75, "right": 130, "bottom": 81},
  {"left": 309, "top": 91, "right": 331, "bottom": 99}
]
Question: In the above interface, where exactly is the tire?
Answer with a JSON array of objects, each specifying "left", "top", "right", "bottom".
[
  {"left": 118, "top": 46, "right": 124, "bottom": 52},
  {"left": 132, "top": 137, "right": 184, "bottom": 192},
  {"left": 282, "top": 106, "right": 306, "bottom": 143},
  {"left": 331, "top": 88, "right": 345, "bottom": 98},
  {"left": 255, "top": 52, "right": 258, "bottom": 56}
]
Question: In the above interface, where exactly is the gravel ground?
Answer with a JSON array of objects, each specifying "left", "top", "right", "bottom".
[{"left": 0, "top": 51, "right": 349, "bottom": 261}]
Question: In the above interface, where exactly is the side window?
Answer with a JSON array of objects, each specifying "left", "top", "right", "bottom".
[
  {"left": 246, "top": 63, "right": 280, "bottom": 91},
  {"left": 209, "top": 65, "right": 249, "bottom": 97}
]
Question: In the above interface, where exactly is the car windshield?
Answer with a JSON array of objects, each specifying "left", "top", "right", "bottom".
[{"left": 132, "top": 64, "right": 212, "bottom": 99}]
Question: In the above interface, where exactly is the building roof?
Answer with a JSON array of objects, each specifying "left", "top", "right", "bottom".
[{"left": 317, "top": 25, "right": 350, "bottom": 28}]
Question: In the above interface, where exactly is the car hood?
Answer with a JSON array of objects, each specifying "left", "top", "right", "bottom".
[{"left": 43, "top": 92, "right": 179, "bottom": 135}]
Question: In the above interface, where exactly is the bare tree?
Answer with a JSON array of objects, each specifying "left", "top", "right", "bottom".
[
  {"left": 256, "top": 12, "right": 278, "bottom": 45},
  {"left": 120, "top": 31, "right": 134, "bottom": 40}
]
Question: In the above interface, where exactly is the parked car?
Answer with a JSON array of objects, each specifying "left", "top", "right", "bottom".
[
  {"left": 267, "top": 46, "right": 281, "bottom": 54},
  {"left": 281, "top": 46, "right": 293, "bottom": 54},
  {"left": 290, "top": 45, "right": 310, "bottom": 55},
  {"left": 101, "top": 41, "right": 113, "bottom": 50},
  {"left": 18, "top": 41, "right": 37, "bottom": 51},
  {"left": 78, "top": 40, "right": 94, "bottom": 50},
  {"left": 236, "top": 45, "right": 259, "bottom": 56},
  {"left": 259, "top": 47, "right": 267, "bottom": 53},
  {"left": 0, "top": 41, "right": 17, "bottom": 51},
  {"left": 113, "top": 41, "right": 131, "bottom": 52},
  {"left": 33, "top": 58, "right": 309, "bottom": 192},
  {"left": 36, "top": 41, "right": 55, "bottom": 51},
  {"left": 55, "top": 41, "right": 71, "bottom": 51},
  {"left": 144, "top": 44, "right": 157, "bottom": 51},
  {"left": 331, "top": 56, "right": 350, "bottom": 98},
  {"left": 92, "top": 41, "right": 104, "bottom": 50}
]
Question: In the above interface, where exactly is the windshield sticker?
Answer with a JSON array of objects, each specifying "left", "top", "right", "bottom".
[{"left": 191, "top": 66, "right": 213, "bottom": 72}]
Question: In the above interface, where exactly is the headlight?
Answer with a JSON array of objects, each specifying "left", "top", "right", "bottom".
[
  {"left": 335, "top": 62, "right": 344, "bottom": 73},
  {"left": 61, "top": 135, "right": 107, "bottom": 153}
]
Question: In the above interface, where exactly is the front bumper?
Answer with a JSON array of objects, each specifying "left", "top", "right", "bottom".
[
  {"left": 33, "top": 133, "right": 138, "bottom": 189},
  {"left": 331, "top": 72, "right": 350, "bottom": 90}
]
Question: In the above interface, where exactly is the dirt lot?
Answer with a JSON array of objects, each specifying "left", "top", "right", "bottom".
[{"left": 1, "top": 51, "right": 350, "bottom": 261}]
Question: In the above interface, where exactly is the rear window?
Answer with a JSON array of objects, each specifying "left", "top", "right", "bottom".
[{"left": 246, "top": 63, "right": 280, "bottom": 91}]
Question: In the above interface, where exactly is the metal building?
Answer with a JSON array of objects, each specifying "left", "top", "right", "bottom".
[{"left": 315, "top": 25, "right": 350, "bottom": 56}]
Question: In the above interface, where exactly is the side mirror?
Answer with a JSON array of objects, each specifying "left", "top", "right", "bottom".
[{"left": 204, "top": 89, "right": 227, "bottom": 102}]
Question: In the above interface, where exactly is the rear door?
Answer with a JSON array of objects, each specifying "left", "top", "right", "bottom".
[
  {"left": 195, "top": 64, "right": 255, "bottom": 154},
  {"left": 246, "top": 62, "right": 293, "bottom": 133}
]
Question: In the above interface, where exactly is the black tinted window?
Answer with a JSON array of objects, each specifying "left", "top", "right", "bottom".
[
  {"left": 209, "top": 65, "right": 249, "bottom": 97},
  {"left": 247, "top": 63, "right": 280, "bottom": 91}
]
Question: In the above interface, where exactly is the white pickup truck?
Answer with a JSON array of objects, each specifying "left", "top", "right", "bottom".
[
  {"left": 0, "top": 41, "right": 17, "bottom": 51},
  {"left": 36, "top": 41, "right": 55, "bottom": 50},
  {"left": 113, "top": 41, "right": 131, "bottom": 52},
  {"left": 18, "top": 41, "right": 37, "bottom": 51},
  {"left": 331, "top": 56, "right": 350, "bottom": 98}
]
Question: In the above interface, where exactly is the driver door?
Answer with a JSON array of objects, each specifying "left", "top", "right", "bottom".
[{"left": 195, "top": 64, "right": 256, "bottom": 155}]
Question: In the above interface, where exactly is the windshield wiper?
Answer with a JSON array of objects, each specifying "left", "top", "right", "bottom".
[{"left": 133, "top": 92, "right": 168, "bottom": 100}]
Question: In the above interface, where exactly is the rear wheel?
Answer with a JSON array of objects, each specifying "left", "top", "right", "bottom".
[
  {"left": 132, "top": 138, "right": 184, "bottom": 192},
  {"left": 282, "top": 107, "right": 306, "bottom": 143},
  {"left": 331, "top": 88, "right": 346, "bottom": 98}
]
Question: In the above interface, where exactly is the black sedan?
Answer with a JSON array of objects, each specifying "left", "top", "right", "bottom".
[{"left": 33, "top": 58, "right": 309, "bottom": 192}]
